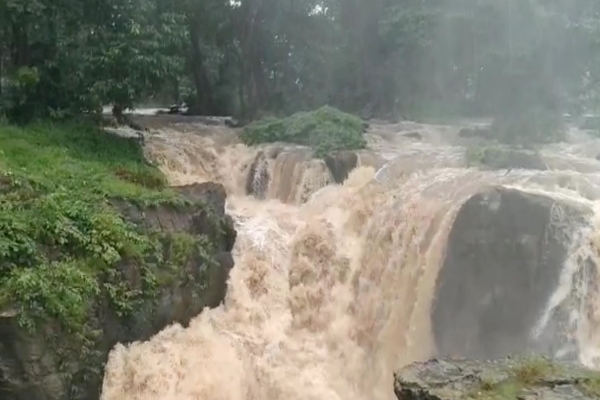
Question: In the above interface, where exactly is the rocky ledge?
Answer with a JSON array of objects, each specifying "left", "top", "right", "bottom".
[{"left": 394, "top": 357, "right": 600, "bottom": 400}]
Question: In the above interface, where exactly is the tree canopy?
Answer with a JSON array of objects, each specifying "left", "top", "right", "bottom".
[{"left": 2, "top": 0, "right": 600, "bottom": 138}]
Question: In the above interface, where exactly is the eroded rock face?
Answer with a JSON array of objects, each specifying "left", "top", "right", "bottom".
[
  {"left": 246, "top": 149, "right": 384, "bottom": 201},
  {"left": 324, "top": 150, "right": 384, "bottom": 184},
  {"left": 432, "top": 187, "right": 590, "bottom": 361},
  {"left": 394, "top": 358, "right": 598, "bottom": 400},
  {"left": 246, "top": 151, "right": 272, "bottom": 199},
  {"left": 0, "top": 182, "right": 236, "bottom": 400},
  {"left": 324, "top": 151, "right": 359, "bottom": 184}
]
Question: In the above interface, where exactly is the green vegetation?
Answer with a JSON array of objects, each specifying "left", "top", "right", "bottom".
[
  {"left": 4, "top": 0, "right": 600, "bottom": 146},
  {"left": 580, "top": 374, "right": 600, "bottom": 397},
  {"left": 465, "top": 146, "right": 489, "bottom": 167},
  {"left": 240, "top": 106, "right": 367, "bottom": 157},
  {"left": 465, "top": 145, "right": 547, "bottom": 171},
  {"left": 470, "top": 356, "right": 600, "bottom": 399},
  {"left": 0, "top": 122, "right": 214, "bottom": 342}
]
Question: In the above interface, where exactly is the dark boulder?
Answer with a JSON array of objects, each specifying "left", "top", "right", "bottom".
[
  {"left": 403, "top": 132, "right": 423, "bottom": 140},
  {"left": 324, "top": 151, "right": 359, "bottom": 184},
  {"left": 245, "top": 151, "right": 271, "bottom": 199},
  {"left": 433, "top": 187, "right": 590, "bottom": 361}
]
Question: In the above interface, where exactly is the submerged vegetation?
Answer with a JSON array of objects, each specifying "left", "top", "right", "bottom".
[
  {"left": 465, "top": 146, "right": 547, "bottom": 171},
  {"left": 0, "top": 122, "right": 216, "bottom": 342},
  {"left": 240, "top": 106, "right": 368, "bottom": 157}
]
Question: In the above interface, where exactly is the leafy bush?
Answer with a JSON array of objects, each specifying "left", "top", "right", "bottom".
[
  {"left": 240, "top": 106, "right": 368, "bottom": 157},
  {"left": 0, "top": 122, "right": 201, "bottom": 340}
]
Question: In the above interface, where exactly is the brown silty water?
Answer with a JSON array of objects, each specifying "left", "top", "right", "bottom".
[{"left": 101, "top": 118, "right": 600, "bottom": 400}]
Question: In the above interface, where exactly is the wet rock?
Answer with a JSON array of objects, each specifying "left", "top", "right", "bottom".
[
  {"left": 324, "top": 151, "right": 359, "bottom": 184},
  {"left": 224, "top": 117, "right": 240, "bottom": 128},
  {"left": 168, "top": 104, "right": 182, "bottom": 114},
  {"left": 433, "top": 187, "right": 591, "bottom": 361},
  {"left": 394, "top": 358, "right": 598, "bottom": 400},
  {"left": 246, "top": 148, "right": 382, "bottom": 200},
  {"left": 0, "top": 182, "right": 236, "bottom": 400},
  {"left": 246, "top": 151, "right": 271, "bottom": 198},
  {"left": 324, "top": 150, "right": 384, "bottom": 184},
  {"left": 403, "top": 132, "right": 423, "bottom": 140}
]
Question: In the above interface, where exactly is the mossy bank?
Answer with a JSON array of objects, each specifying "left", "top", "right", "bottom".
[
  {"left": 0, "top": 122, "right": 236, "bottom": 400},
  {"left": 395, "top": 356, "right": 600, "bottom": 400}
]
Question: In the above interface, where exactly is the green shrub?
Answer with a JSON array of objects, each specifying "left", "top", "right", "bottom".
[
  {"left": 240, "top": 106, "right": 367, "bottom": 157},
  {"left": 0, "top": 122, "right": 204, "bottom": 342}
]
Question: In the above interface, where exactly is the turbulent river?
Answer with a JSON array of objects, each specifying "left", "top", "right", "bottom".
[{"left": 100, "top": 118, "right": 600, "bottom": 400}]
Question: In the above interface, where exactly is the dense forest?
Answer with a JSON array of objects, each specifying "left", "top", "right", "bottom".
[{"left": 2, "top": 0, "right": 600, "bottom": 135}]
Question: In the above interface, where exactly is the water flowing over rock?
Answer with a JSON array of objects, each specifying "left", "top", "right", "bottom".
[
  {"left": 324, "top": 151, "right": 359, "bottom": 184},
  {"left": 245, "top": 147, "right": 385, "bottom": 201},
  {"left": 433, "top": 187, "right": 592, "bottom": 361},
  {"left": 245, "top": 151, "right": 272, "bottom": 199},
  {"left": 0, "top": 182, "right": 236, "bottom": 400},
  {"left": 394, "top": 358, "right": 598, "bottom": 400},
  {"left": 100, "top": 116, "right": 600, "bottom": 400},
  {"left": 245, "top": 147, "right": 333, "bottom": 203}
]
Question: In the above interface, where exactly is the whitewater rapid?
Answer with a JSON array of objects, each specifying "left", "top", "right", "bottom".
[{"left": 101, "top": 119, "right": 600, "bottom": 400}]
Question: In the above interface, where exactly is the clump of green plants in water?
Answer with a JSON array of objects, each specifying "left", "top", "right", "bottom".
[
  {"left": 470, "top": 356, "right": 600, "bottom": 399},
  {"left": 465, "top": 145, "right": 547, "bottom": 171},
  {"left": 0, "top": 121, "right": 213, "bottom": 346},
  {"left": 239, "top": 106, "right": 368, "bottom": 157}
]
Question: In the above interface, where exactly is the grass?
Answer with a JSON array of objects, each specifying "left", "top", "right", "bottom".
[
  {"left": 0, "top": 121, "right": 202, "bottom": 338},
  {"left": 239, "top": 106, "right": 368, "bottom": 157},
  {"left": 580, "top": 373, "right": 600, "bottom": 397},
  {"left": 0, "top": 122, "right": 175, "bottom": 205},
  {"left": 470, "top": 356, "right": 600, "bottom": 399}
]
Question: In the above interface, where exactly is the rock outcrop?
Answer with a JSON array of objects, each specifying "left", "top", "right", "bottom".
[
  {"left": 324, "top": 151, "right": 359, "bottom": 184},
  {"left": 245, "top": 150, "right": 276, "bottom": 199},
  {"left": 433, "top": 187, "right": 591, "bottom": 361},
  {"left": 324, "top": 150, "right": 384, "bottom": 184},
  {"left": 394, "top": 357, "right": 599, "bottom": 400},
  {"left": 0, "top": 182, "right": 236, "bottom": 400}
]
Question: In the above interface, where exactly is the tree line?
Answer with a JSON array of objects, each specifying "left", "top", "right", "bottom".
[{"left": 2, "top": 0, "right": 600, "bottom": 132}]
